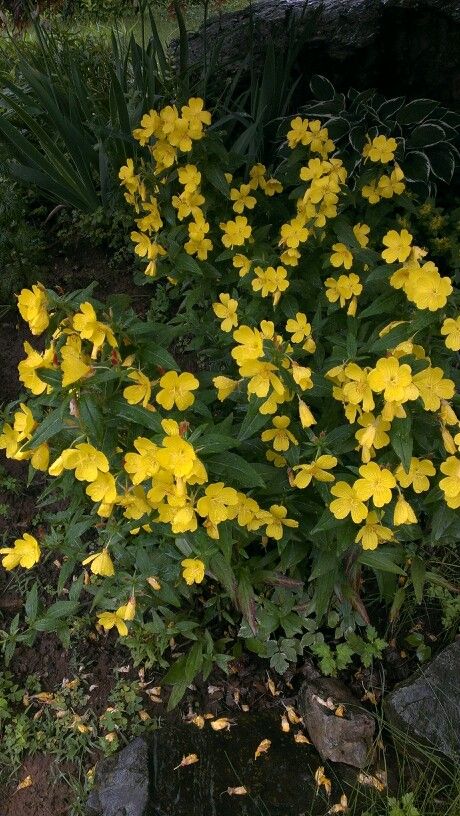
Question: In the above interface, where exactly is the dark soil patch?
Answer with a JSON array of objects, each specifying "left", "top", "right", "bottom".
[{"left": 0, "top": 755, "right": 75, "bottom": 816}]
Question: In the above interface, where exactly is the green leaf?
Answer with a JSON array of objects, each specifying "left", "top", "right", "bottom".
[
  {"left": 408, "top": 123, "right": 446, "bottom": 149},
  {"left": 78, "top": 395, "right": 104, "bottom": 445},
  {"left": 29, "top": 408, "right": 67, "bottom": 448},
  {"left": 109, "top": 397, "right": 162, "bottom": 433},
  {"left": 358, "top": 549, "right": 405, "bottom": 576},
  {"left": 398, "top": 99, "right": 439, "bottom": 125},
  {"left": 390, "top": 416, "right": 413, "bottom": 472},
  {"left": 237, "top": 403, "right": 270, "bottom": 441},
  {"left": 210, "top": 553, "right": 237, "bottom": 599},
  {"left": 236, "top": 572, "right": 258, "bottom": 634},
  {"left": 427, "top": 147, "right": 455, "bottom": 183},
  {"left": 310, "top": 74, "right": 336, "bottom": 101},
  {"left": 25, "top": 584, "right": 39, "bottom": 622},
  {"left": 206, "top": 452, "right": 265, "bottom": 488}
]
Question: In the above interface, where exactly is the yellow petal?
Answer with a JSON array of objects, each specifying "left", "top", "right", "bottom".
[
  {"left": 281, "top": 714, "right": 290, "bottom": 732},
  {"left": 210, "top": 717, "right": 232, "bottom": 731},
  {"left": 255, "top": 738, "right": 271, "bottom": 759},
  {"left": 294, "top": 731, "right": 311, "bottom": 744},
  {"left": 16, "top": 775, "right": 33, "bottom": 791},
  {"left": 174, "top": 753, "right": 199, "bottom": 769},
  {"left": 227, "top": 786, "right": 247, "bottom": 795}
]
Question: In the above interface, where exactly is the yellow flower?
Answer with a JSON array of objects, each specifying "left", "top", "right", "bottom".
[
  {"left": 329, "top": 482, "right": 368, "bottom": 523},
  {"left": 231, "top": 325, "right": 263, "bottom": 365},
  {"left": 413, "top": 367, "right": 455, "bottom": 412},
  {"left": 230, "top": 183, "right": 257, "bottom": 214},
  {"left": 292, "top": 455, "right": 337, "bottom": 488},
  {"left": 364, "top": 134, "right": 397, "bottom": 164},
  {"left": 395, "top": 458, "right": 435, "bottom": 493},
  {"left": 279, "top": 218, "right": 309, "bottom": 249},
  {"left": 123, "top": 370, "right": 152, "bottom": 408},
  {"left": 212, "top": 293, "right": 238, "bottom": 332},
  {"left": 61, "top": 335, "right": 92, "bottom": 388},
  {"left": 178, "top": 163, "right": 201, "bottom": 192},
  {"left": 119, "top": 157, "right": 142, "bottom": 188},
  {"left": 355, "top": 511, "right": 394, "bottom": 550},
  {"left": 266, "top": 449, "right": 287, "bottom": 468},
  {"left": 82, "top": 549, "right": 115, "bottom": 577},
  {"left": 264, "top": 505, "right": 298, "bottom": 540},
  {"left": 377, "top": 166, "right": 405, "bottom": 198},
  {"left": 355, "top": 413, "right": 391, "bottom": 461},
  {"left": 353, "top": 223, "right": 370, "bottom": 247},
  {"left": 286, "top": 312, "right": 313, "bottom": 344},
  {"left": 156, "top": 370, "right": 199, "bottom": 411},
  {"left": 213, "top": 375, "right": 239, "bottom": 401},
  {"left": 441, "top": 317, "right": 460, "bottom": 351},
  {"left": 124, "top": 438, "right": 159, "bottom": 484},
  {"left": 233, "top": 254, "right": 251, "bottom": 277},
  {"left": 197, "top": 483, "right": 239, "bottom": 525},
  {"left": 181, "top": 97, "right": 211, "bottom": 136},
  {"left": 0, "top": 533, "right": 41, "bottom": 570},
  {"left": 181, "top": 558, "right": 205, "bottom": 585},
  {"left": 330, "top": 243, "right": 353, "bottom": 270},
  {"left": 405, "top": 262, "right": 453, "bottom": 311},
  {"left": 97, "top": 606, "right": 132, "bottom": 637},
  {"left": 439, "top": 457, "right": 460, "bottom": 508},
  {"left": 325, "top": 274, "right": 362, "bottom": 307},
  {"left": 252, "top": 266, "right": 289, "bottom": 302},
  {"left": 220, "top": 216, "right": 252, "bottom": 248},
  {"left": 62, "top": 443, "right": 109, "bottom": 482},
  {"left": 18, "top": 342, "right": 54, "bottom": 395},
  {"left": 287, "top": 117, "right": 310, "bottom": 148},
  {"left": 156, "top": 436, "right": 197, "bottom": 479},
  {"left": 86, "top": 472, "right": 118, "bottom": 505},
  {"left": 31, "top": 443, "right": 50, "bottom": 472},
  {"left": 342, "top": 364, "right": 375, "bottom": 413},
  {"left": 367, "top": 357, "right": 413, "bottom": 403},
  {"left": 17, "top": 284, "right": 49, "bottom": 335},
  {"left": 393, "top": 495, "right": 417, "bottom": 525},
  {"left": 13, "top": 403, "right": 36, "bottom": 441},
  {"left": 361, "top": 180, "right": 381, "bottom": 205},
  {"left": 291, "top": 363, "right": 313, "bottom": 392},
  {"left": 261, "top": 416, "right": 298, "bottom": 452},
  {"left": 298, "top": 400, "right": 316, "bottom": 428},
  {"left": 73, "top": 302, "right": 117, "bottom": 359},
  {"left": 184, "top": 216, "right": 213, "bottom": 260},
  {"left": 354, "top": 462, "right": 396, "bottom": 507},
  {"left": 381, "top": 229, "right": 413, "bottom": 264}
]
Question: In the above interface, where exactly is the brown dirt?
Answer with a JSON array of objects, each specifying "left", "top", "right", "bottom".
[{"left": 0, "top": 755, "right": 75, "bottom": 816}]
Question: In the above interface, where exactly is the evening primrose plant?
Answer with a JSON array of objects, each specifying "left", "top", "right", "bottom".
[{"left": 1, "top": 96, "right": 459, "bottom": 700}]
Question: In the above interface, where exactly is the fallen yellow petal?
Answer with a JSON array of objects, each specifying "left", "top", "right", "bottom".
[
  {"left": 327, "top": 794, "right": 348, "bottom": 813},
  {"left": 227, "top": 786, "right": 248, "bottom": 796},
  {"left": 174, "top": 753, "right": 199, "bottom": 770},
  {"left": 147, "top": 576, "right": 161, "bottom": 590},
  {"left": 189, "top": 714, "right": 205, "bottom": 729},
  {"left": 357, "top": 771, "right": 386, "bottom": 792},
  {"left": 286, "top": 705, "right": 302, "bottom": 724},
  {"left": 210, "top": 717, "right": 232, "bottom": 731},
  {"left": 266, "top": 678, "right": 279, "bottom": 696},
  {"left": 314, "top": 766, "right": 332, "bottom": 797},
  {"left": 255, "top": 738, "right": 271, "bottom": 759},
  {"left": 281, "top": 714, "right": 290, "bottom": 732},
  {"left": 294, "top": 731, "right": 311, "bottom": 744},
  {"left": 334, "top": 704, "right": 346, "bottom": 718},
  {"left": 16, "top": 776, "right": 33, "bottom": 792}
]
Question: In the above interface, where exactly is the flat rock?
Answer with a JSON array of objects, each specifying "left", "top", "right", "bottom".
[
  {"left": 173, "top": 0, "right": 460, "bottom": 105},
  {"left": 297, "top": 677, "right": 376, "bottom": 768},
  {"left": 385, "top": 639, "right": 460, "bottom": 760},
  {"left": 86, "top": 737, "right": 149, "bottom": 816}
]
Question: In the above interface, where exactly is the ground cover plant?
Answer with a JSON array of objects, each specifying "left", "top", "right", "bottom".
[{"left": 0, "top": 92, "right": 459, "bottom": 714}]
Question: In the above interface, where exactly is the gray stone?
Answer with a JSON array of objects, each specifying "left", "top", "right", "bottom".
[
  {"left": 86, "top": 737, "right": 149, "bottom": 816},
  {"left": 297, "top": 677, "right": 376, "bottom": 768},
  {"left": 385, "top": 639, "right": 460, "bottom": 760},
  {"left": 172, "top": 0, "right": 460, "bottom": 106}
]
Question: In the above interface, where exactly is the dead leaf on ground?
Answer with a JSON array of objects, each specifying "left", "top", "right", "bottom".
[
  {"left": 255, "top": 738, "right": 271, "bottom": 759},
  {"left": 266, "top": 677, "right": 280, "bottom": 696},
  {"left": 188, "top": 714, "right": 205, "bottom": 729},
  {"left": 313, "top": 695, "right": 336, "bottom": 710},
  {"left": 226, "top": 786, "right": 248, "bottom": 795},
  {"left": 174, "top": 754, "right": 199, "bottom": 770},
  {"left": 334, "top": 704, "right": 346, "bottom": 717}
]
